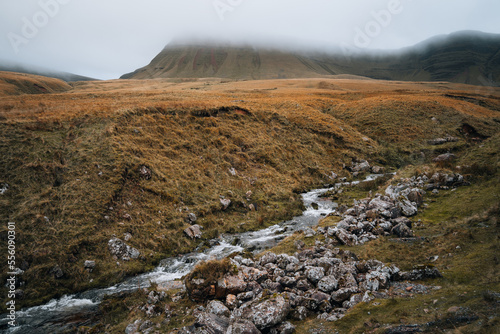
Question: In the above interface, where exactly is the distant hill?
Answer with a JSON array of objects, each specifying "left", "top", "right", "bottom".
[
  {"left": 0, "top": 63, "right": 96, "bottom": 82},
  {"left": 121, "top": 31, "right": 500, "bottom": 85},
  {"left": 0, "top": 71, "right": 72, "bottom": 96}
]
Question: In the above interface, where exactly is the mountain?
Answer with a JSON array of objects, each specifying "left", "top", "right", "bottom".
[
  {"left": 0, "top": 62, "right": 96, "bottom": 82},
  {"left": 121, "top": 31, "right": 500, "bottom": 85}
]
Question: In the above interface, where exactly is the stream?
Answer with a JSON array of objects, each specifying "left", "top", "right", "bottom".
[{"left": 1, "top": 175, "right": 384, "bottom": 333}]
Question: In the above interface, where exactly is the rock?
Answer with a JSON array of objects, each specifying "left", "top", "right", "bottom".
[
  {"left": 269, "top": 321, "right": 295, "bottom": 334},
  {"left": 240, "top": 266, "right": 268, "bottom": 283},
  {"left": 407, "top": 190, "right": 424, "bottom": 207},
  {"left": 184, "top": 225, "right": 203, "bottom": 239},
  {"left": 123, "top": 232, "right": 132, "bottom": 241},
  {"left": 352, "top": 160, "right": 370, "bottom": 173},
  {"left": 334, "top": 228, "right": 357, "bottom": 246},
  {"left": 237, "top": 295, "right": 291, "bottom": 330},
  {"left": 228, "top": 319, "right": 261, "bottom": 334},
  {"left": 49, "top": 265, "right": 64, "bottom": 279},
  {"left": 371, "top": 166, "right": 385, "bottom": 174},
  {"left": 194, "top": 312, "right": 229, "bottom": 334},
  {"left": 220, "top": 198, "right": 232, "bottom": 210},
  {"left": 392, "top": 217, "right": 412, "bottom": 229},
  {"left": 331, "top": 287, "right": 357, "bottom": 303},
  {"left": 305, "top": 266, "right": 325, "bottom": 284},
  {"left": 226, "top": 294, "right": 238, "bottom": 309},
  {"left": 433, "top": 153, "right": 456, "bottom": 163},
  {"left": 108, "top": 237, "right": 140, "bottom": 261},
  {"left": 125, "top": 319, "right": 143, "bottom": 334},
  {"left": 398, "top": 198, "right": 417, "bottom": 217},
  {"left": 185, "top": 213, "right": 197, "bottom": 224},
  {"left": 84, "top": 260, "right": 96, "bottom": 272},
  {"left": 368, "top": 198, "right": 393, "bottom": 211},
  {"left": 291, "top": 306, "right": 309, "bottom": 320},
  {"left": 258, "top": 252, "right": 277, "bottom": 266},
  {"left": 0, "top": 183, "right": 8, "bottom": 195},
  {"left": 139, "top": 165, "right": 152, "bottom": 179},
  {"left": 217, "top": 274, "right": 247, "bottom": 297},
  {"left": 396, "top": 266, "right": 442, "bottom": 281},
  {"left": 207, "top": 300, "right": 230, "bottom": 318},
  {"left": 391, "top": 222, "right": 413, "bottom": 238},
  {"left": 317, "top": 276, "right": 339, "bottom": 293}
]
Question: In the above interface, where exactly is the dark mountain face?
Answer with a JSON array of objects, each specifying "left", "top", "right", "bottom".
[{"left": 121, "top": 31, "right": 500, "bottom": 86}]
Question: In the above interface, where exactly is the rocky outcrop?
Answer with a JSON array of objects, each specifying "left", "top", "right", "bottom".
[{"left": 182, "top": 245, "right": 442, "bottom": 332}]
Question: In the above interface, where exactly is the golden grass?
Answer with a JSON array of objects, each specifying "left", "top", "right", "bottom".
[{"left": 0, "top": 72, "right": 499, "bottom": 310}]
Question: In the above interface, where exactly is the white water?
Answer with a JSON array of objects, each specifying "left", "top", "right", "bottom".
[{"left": 2, "top": 176, "right": 385, "bottom": 333}]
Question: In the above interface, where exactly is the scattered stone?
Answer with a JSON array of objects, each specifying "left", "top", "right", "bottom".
[
  {"left": 184, "top": 225, "right": 203, "bottom": 239},
  {"left": 185, "top": 213, "right": 197, "bottom": 225},
  {"left": 108, "top": 237, "right": 140, "bottom": 261},
  {"left": 0, "top": 183, "right": 8, "bottom": 195},
  {"left": 433, "top": 153, "right": 456, "bottom": 163},
  {"left": 84, "top": 260, "right": 96, "bottom": 272},
  {"left": 50, "top": 265, "right": 64, "bottom": 279},
  {"left": 207, "top": 300, "right": 231, "bottom": 318},
  {"left": 139, "top": 165, "right": 152, "bottom": 179},
  {"left": 220, "top": 198, "right": 232, "bottom": 210}
]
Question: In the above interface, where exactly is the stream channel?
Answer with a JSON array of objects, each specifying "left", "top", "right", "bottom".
[{"left": 1, "top": 175, "right": 385, "bottom": 333}]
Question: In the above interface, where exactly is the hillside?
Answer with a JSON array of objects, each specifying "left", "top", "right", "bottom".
[
  {"left": 122, "top": 31, "right": 500, "bottom": 85},
  {"left": 0, "top": 63, "right": 97, "bottom": 82},
  {"left": 0, "top": 76, "right": 499, "bottom": 333},
  {"left": 0, "top": 71, "right": 72, "bottom": 96}
]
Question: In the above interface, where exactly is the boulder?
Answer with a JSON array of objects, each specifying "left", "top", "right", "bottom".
[
  {"left": 236, "top": 295, "right": 291, "bottom": 330},
  {"left": 207, "top": 300, "right": 230, "bottom": 318},
  {"left": 184, "top": 225, "right": 203, "bottom": 239},
  {"left": 317, "top": 276, "right": 339, "bottom": 293},
  {"left": 108, "top": 237, "right": 140, "bottom": 261},
  {"left": 228, "top": 319, "right": 261, "bottom": 334},
  {"left": 407, "top": 190, "right": 424, "bottom": 207},
  {"left": 391, "top": 222, "right": 413, "bottom": 238},
  {"left": 194, "top": 312, "right": 229, "bottom": 334},
  {"left": 84, "top": 260, "right": 96, "bottom": 272},
  {"left": 217, "top": 274, "right": 247, "bottom": 297},
  {"left": 305, "top": 266, "right": 325, "bottom": 284},
  {"left": 398, "top": 199, "right": 417, "bottom": 217}
]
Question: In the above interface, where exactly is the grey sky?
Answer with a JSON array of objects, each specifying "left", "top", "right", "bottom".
[{"left": 1, "top": 0, "right": 499, "bottom": 80}]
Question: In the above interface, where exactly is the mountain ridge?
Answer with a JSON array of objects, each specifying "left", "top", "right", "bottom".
[{"left": 121, "top": 31, "right": 500, "bottom": 85}]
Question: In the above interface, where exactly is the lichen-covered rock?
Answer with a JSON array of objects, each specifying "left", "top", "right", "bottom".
[
  {"left": 207, "top": 300, "right": 230, "bottom": 318},
  {"left": 194, "top": 311, "right": 229, "bottom": 334},
  {"left": 398, "top": 198, "right": 417, "bottom": 217},
  {"left": 258, "top": 252, "right": 277, "bottom": 266},
  {"left": 236, "top": 295, "right": 291, "bottom": 330},
  {"left": 228, "top": 319, "right": 261, "bottom": 334},
  {"left": 108, "top": 237, "right": 140, "bottom": 261},
  {"left": 317, "top": 275, "right": 339, "bottom": 293},
  {"left": 305, "top": 266, "right": 325, "bottom": 284}
]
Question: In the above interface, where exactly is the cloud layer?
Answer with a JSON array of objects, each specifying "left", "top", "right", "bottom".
[{"left": 1, "top": 0, "right": 499, "bottom": 79}]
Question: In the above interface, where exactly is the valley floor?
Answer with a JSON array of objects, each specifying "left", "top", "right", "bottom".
[{"left": 0, "top": 73, "right": 498, "bottom": 333}]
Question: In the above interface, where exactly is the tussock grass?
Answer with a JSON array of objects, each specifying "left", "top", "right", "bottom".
[{"left": 0, "top": 73, "right": 498, "bottom": 313}]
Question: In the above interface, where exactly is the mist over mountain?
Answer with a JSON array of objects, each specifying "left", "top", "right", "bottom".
[
  {"left": 121, "top": 31, "right": 500, "bottom": 86},
  {"left": 0, "top": 61, "right": 96, "bottom": 82}
]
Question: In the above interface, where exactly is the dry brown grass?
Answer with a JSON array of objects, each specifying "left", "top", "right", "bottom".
[{"left": 0, "top": 72, "right": 499, "bottom": 308}]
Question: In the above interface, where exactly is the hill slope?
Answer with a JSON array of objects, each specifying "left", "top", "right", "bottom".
[{"left": 122, "top": 31, "right": 500, "bottom": 85}]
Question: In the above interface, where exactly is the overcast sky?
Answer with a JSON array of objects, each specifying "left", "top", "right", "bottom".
[{"left": 1, "top": 0, "right": 499, "bottom": 80}]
